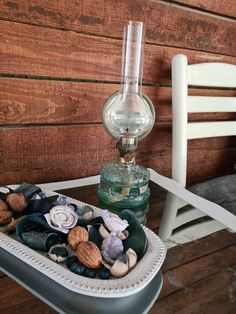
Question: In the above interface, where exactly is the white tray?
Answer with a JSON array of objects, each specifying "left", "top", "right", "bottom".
[{"left": 0, "top": 188, "right": 166, "bottom": 298}]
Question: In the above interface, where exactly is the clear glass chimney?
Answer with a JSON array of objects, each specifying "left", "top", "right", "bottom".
[{"left": 102, "top": 21, "right": 155, "bottom": 157}]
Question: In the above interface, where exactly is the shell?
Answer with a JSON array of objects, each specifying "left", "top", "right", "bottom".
[
  {"left": 48, "top": 244, "right": 69, "bottom": 263},
  {"left": 99, "top": 224, "right": 110, "bottom": 239},
  {"left": 110, "top": 260, "right": 129, "bottom": 278},
  {"left": 6, "top": 193, "right": 27, "bottom": 213},
  {"left": 0, "top": 200, "right": 8, "bottom": 212},
  {"left": 0, "top": 210, "right": 13, "bottom": 224},
  {"left": 117, "top": 230, "right": 129, "bottom": 240},
  {"left": 76, "top": 241, "right": 102, "bottom": 269},
  {"left": 68, "top": 226, "right": 88, "bottom": 249},
  {"left": 126, "top": 248, "right": 137, "bottom": 270}
]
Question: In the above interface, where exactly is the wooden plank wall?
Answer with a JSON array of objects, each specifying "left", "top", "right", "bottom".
[
  {"left": 0, "top": 0, "right": 235, "bottom": 187},
  {"left": 0, "top": 1, "right": 235, "bottom": 313}
]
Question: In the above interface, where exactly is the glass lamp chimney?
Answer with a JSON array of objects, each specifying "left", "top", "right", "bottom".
[{"left": 102, "top": 21, "right": 155, "bottom": 157}]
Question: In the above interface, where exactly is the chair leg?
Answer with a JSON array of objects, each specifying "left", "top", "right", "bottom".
[{"left": 158, "top": 193, "right": 184, "bottom": 241}]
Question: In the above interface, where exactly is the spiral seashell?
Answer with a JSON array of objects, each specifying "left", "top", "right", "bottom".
[{"left": 44, "top": 205, "right": 78, "bottom": 234}]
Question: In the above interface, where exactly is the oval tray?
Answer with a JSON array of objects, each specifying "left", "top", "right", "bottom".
[{"left": 0, "top": 188, "right": 166, "bottom": 298}]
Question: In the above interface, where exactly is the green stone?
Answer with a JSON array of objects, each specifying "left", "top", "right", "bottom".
[{"left": 119, "top": 209, "right": 148, "bottom": 260}]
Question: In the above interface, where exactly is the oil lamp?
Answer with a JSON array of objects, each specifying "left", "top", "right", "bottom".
[{"left": 97, "top": 21, "right": 155, "bottom": 224}]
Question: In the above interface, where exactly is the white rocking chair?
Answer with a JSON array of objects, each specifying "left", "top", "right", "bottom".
[{"left": 158, "top": 54, "right": 236, "bottom": 247}]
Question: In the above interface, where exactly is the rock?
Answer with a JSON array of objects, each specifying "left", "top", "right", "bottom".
[
  {"left": 83, "top": 268, "right": 97, "bottom": 278},
  {"left": 66, "top": 255, "right": 79, "bottom": 268},
  {"left": 70, "top": 262, "right": 86, "bottom": 275},
  {"left": 98, "top": 267, "right": 111, "bottom": 280}
]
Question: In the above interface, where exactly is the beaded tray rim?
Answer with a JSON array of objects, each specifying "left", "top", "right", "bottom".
[{"left": 0, "top": 187, "right": 166, "bottom": 298}]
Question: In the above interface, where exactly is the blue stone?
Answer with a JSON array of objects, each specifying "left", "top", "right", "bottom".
[
  {"left": 98, "top": 267, "right": 111, "bottom": 280},
  {"left": 83, "top": 268, "right": 97, "bottom": 278},
  {"left": 70, "top": 262, "right": 85, "bottom": 275},
  {"left": 66, "top": 256, "right": 78, "bottom": 268}
]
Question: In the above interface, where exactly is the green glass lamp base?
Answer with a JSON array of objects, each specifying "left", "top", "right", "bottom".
[{"left": 97, "top": 162, "right": 150, "bottom": 225}]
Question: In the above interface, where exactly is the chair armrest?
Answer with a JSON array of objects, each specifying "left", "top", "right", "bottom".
[
  {"left": 148, "top": 169, "right": 236, "bottom": 232},
  {"left": 38, "top": 175, "right": 101, "bottom": 191}
]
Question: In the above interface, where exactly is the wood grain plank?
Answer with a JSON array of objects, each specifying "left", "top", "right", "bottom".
[
  {"left": 0, "top": 124, "right": 236, "bottom": 185},
  {"left": 0, "top": 21, "right": 235, "bottom": 83},
  {"left": 0, "top": 78, "right": 236, "bottom": 125},
  {"left": 0, "top": 0, "right": 235, "bottom": 55},
  {"left": 173, "top": 0, "right": 236, "bottom": 18},
  {"left": 151, "top": 264, "right": 236, "bottom": 314},
  {"left": 0, "top": 276, "right": 35, "bottom": 311},
  {"left": 162, "top": 229, "right": 236, "bottom": 272},
  {"left": 160, "top": 244, "right": 236, "bottom": 298},
  {"left": 0, "top": 124, "right": 164, "bottom": 184},
  {"left": 0, "top": 297, "right": 56, "bottom": 314}
]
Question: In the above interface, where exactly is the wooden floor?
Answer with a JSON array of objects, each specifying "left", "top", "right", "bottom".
[{"left": 0, "top": 229, "right": 236, "bottom": 314}]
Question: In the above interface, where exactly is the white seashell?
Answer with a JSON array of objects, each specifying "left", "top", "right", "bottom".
[
  {"left": 48, "top": 244, "right": 69, "bottom": 263},
  {"left": 44, "top": 205, "right": 78, "bottom": 234},
  {"left": 117, "top": 230, "right": 129, "bottom": 240},
  {"left": 126, "top": 248, "right": 137, "bottom": 270},
  {"left": 101, "top": 210, "right": 129, "bottom": 233},
  {"left": 110, "top": 260, "right": 129, "bottom": 278},
  {"left": 99, "top": 224, "right": 110, "bottom": 239}
]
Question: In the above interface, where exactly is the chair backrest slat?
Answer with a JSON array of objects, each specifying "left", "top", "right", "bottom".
[
  {"left": 171, "top": 54, "right": 236, "bottom": 186},
  {"left": 187, "top": 121, "right": 236, "bottom": 140},
  {"left": 187, "top": 96, "right": 236, "bottom": 112},
  {"left": 159, "top": 54, "right": 236, "bottom": 243},
  {"left": 188, "top": 63, "right": 236, "bottom": 87}
]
